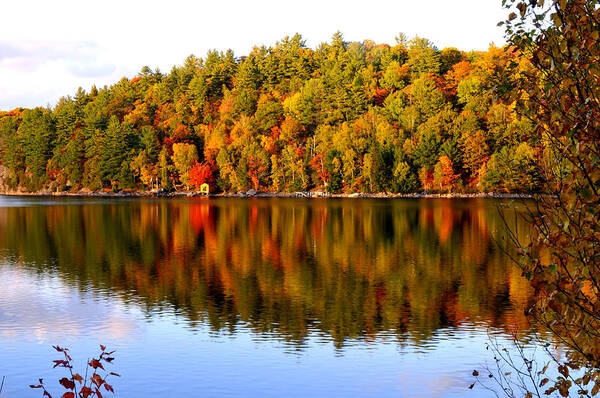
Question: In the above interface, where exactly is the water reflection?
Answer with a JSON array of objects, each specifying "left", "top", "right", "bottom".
[
  {"left": 0, "top": 197, "right": 534, "bottom": 349},
  {"left": 0, "top": 267, "right": 142, "bottom": 344}
]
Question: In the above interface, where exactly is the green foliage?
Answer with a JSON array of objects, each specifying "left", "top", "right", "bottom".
[
  {"left": 172, "top": 143, "right": 199, "bottom": 188},
  {"left": 480, "top": 143, "right": 541, "bottom": 192},
  {"left": 413, "top": 128, "right": 441, "bottom": 169},
  {"left": 95, "top": 116, "right": 137, "bottom": 188},
  {"left": 439, "top": 47, "right": 464, "bottom": 74},
  {"left": 392, "top": 160, "right": 418, "bottom": 193},
  {"left": 324, "top": 149, "right": 343, "bottom": 193},
  {"left": 410, "top": 76, "right": 445, "bottom": 122},
  {"left": 21, "top": 109, "right": 55, "bottom": 186},
  {"left": 158, "top": 146, "right": 172, "bottom": 191},
  {"left": 407, "top": 37, "right": 440, "bottom": 77},
  {"left": 382, "top": 61, "right": 408, "bottom": 91}
]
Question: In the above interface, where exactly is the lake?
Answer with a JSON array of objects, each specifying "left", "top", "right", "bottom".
[{"left": 0, "top": 196, "right": 538, "bottom": 397}]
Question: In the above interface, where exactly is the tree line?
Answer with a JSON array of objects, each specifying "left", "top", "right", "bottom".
[{"left": 0, "top": 33, "right": 542, "bottom": 194}]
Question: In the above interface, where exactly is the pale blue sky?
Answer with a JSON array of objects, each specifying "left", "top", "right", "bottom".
[{"left": 0, "top": 0, "right": 507, "bottom": 110}]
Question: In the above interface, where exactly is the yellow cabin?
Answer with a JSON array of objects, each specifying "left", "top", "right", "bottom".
[{"left": 200, "top": 183, "right": 210, "bottom": 195}]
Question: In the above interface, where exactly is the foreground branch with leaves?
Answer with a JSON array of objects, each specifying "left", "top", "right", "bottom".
[
  {"left": 472, "top": 332, "right": 595, "bottom": 397},
  {"left": 30, "top": 345, "right": 119, "bottom": 398},
  {"left": 473, "top": 0, "right": 600, "bottom": 396}
]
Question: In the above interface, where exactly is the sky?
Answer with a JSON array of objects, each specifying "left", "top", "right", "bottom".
[{"left": 0, "top": 0, "right": 507, "bottom": 110}]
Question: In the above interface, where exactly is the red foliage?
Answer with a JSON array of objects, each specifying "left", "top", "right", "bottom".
[
  {"left": 189, "top": 202, "right": 214, "bottom": 234},
  {"left": 419, "top": 168, "right": 434, "bottom": 191},
  {"left": 434, "top": 75, "right": 455, "bottom": 99},
  {"left": 162, "top": 137, "right": 177, "bottom": 153},
  {"left": 247, "top": 156, "right": 268, "bottom": 191},
  {"left": 270, "top": 126, "right": 281, "bottom": 140},
  {"left": 189, "top": 161, "right": 214, "bottom": 189},
  {"left": 309, "top": 154, "right": 330, "bottom": 184},
  {"left": 372, "top": 88, "right": 389, "bottom": 106},
  {"left": 47, "top": 168, "right": 61, "bottom": 181},
  {"left": 152, "top": 105, "right": 163, "bottom": 128}
]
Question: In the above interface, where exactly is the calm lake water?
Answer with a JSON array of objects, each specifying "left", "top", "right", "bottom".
[{"left": 0, "top": 196, "right": 538, "bottom": 397}]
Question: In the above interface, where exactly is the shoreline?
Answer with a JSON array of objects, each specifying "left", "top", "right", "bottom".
[{"left": 0, "top": 189, "right": 533, "bottom": 200}]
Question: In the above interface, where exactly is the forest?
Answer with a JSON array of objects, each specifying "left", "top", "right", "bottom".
[{"left": 0, "top": 33, "right": 542, "bottom": 194}]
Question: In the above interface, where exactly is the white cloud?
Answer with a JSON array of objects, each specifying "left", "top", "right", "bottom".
[
  {"left": 66, "top": 61, "right": 116, "bottom": 78},
  {"left": 0, "top": 40, "right": 115, "bottom": 74}
]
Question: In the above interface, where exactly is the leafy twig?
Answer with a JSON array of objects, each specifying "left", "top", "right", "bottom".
[{"left": 31, "top": 345, "right": 119, "bottom": 398}]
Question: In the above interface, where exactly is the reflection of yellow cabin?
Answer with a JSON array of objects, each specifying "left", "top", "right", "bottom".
[{"left": 200, "top": 183, "right": 210, "bottom": 195}]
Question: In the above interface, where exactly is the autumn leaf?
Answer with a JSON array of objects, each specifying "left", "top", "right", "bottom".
[
  {"left": 558, "top": 364, "right": 569, "bottom": 378},
  {"left": 88, "top": 359, "right": 104, "bottom": 370},
  {"left": 591, "top": 381, "right": 600, "bottom": 396},
  {"left": 91, "top": 374, "right": 104, "bottom": 387},
  {"left": 59, "top": 377, "right": 75, "bottom": 390}
]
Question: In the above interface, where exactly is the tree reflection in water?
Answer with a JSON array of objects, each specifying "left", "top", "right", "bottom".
[{"left": 0, "top": 197, "right": 536, "bottom": 348}]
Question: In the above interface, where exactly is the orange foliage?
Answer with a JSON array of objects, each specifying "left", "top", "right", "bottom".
[
  {"left": 434, "top": 156, "right": 460, "bottom": 192},
  {"left": 451, "top": 61, "right": 472, "bottom": 81},
  {"left": 280, "top": 116, "right": 303, "bottom": 141},
  {"left": 443, "top": 61, "right": 473, "bottom": 96},
  {"left": 172, "top": 124, "right": 191, "bottom": 141}
]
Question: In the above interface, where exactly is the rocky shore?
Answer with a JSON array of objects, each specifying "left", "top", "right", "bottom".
[{"left": 0, "top": 188, "right": 533, "bottom": 200}]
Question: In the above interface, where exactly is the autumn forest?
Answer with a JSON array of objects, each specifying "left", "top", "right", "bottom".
[{"left": 0, "top": 33, "right": 541, "bottom": 195}]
